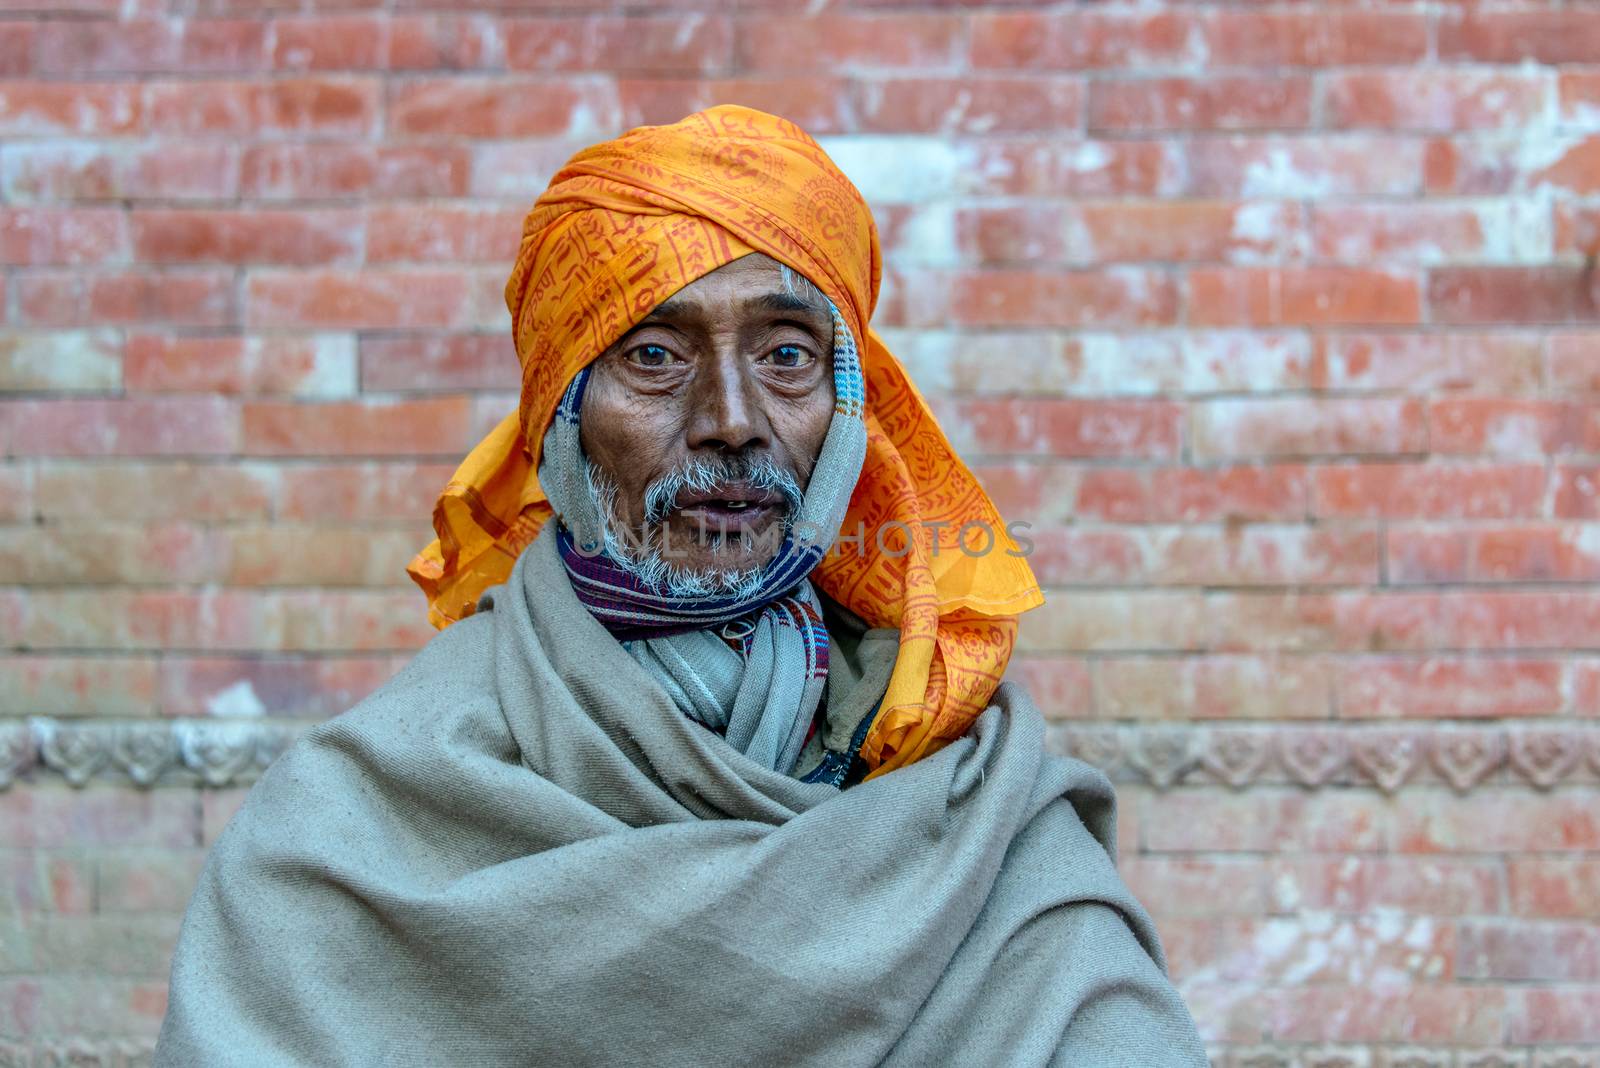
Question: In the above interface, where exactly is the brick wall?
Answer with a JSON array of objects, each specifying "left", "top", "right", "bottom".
[{"left": 1, "top": 1, "right": 1598, "bottom": 1063}]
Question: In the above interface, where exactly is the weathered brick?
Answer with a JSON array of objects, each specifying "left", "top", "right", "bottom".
[
  {"left": 0, "top": 656, "right": 159, "bottom": 718},
  {"left": 1312, "top": 333, "right": 1542, "bottom": 393},
  {"left": 125, "top": 333, "right": 356, "bottom": 396},
  {"left": 0, "top": 330, "right": 120, "bottom": 391},
  {"left": 1019, "top": 590, "right": 1207, "bottom": 653},
  {"left": 1095, "top": 654, "right": 1334, "bottom": 719},
  {"left": 1090, "top": 76, "right": 1311, "bottom": 132},
  {"left": 0, "top": 81, "right": 142, "bottom": 135},
  {"left": 33, "top": 461, "right": 274, "bottom": 521},
  {"left": 246, "top": 269, "right": 472, "bottom": 330},
  {"left": 240, "top": 143, "right": 468, "bottom": 199},
  {"left": 938, "top": 397, "right": 1182, "bottom": 459},
  {"left": 1324, "top": 71, "right": 1551, "bottom": 132},
  {"left": 506, "top": 14, "right": 733, "bottom": 74},
  {"left": 1074, "top": 464, "right": 1310, "bottom": 523},
  {"left": 158, "top": 654, "right": 402, "bottom": 718},
  {"left": 271, "top": 16, "right": 386, "bottom": 71},
  {"left": 1513, "top": 989, "right": 1600, "bottom": 1043},
  {"left": 385, "top": 15, "right": 498, "bottom": 70},
  {"left": 1439, "top": 11, "right": 1600, "bottom": 65},
  {"left": 94, "top": 850, "right": 206, "bottom": 913},
  {"left": 1030, "top": 526, "right": 1377, "bottom": 587},
  {"left": 1, "top": 142, "right": 239, "bottom": 202},
  {"left": 616, "top": 79, "right": 847, "bottom": 134},
  {"left": 1311, "top": 201, "right": 1546, "bottom": 265},
  {"left": 145, "top": 77, "right": 379, "bottom": 137},
  {"left": 364, "top": 204, "right": 522, "bottom": 264},
  {"left": 1459, "top": 920, "right": 1600, "bottom": 982},
  {"left": 14, "top": 268, "right": 236, "bottom": 327},
  {"left": 216, "top": 523, "right": 420, "bottom": 586},
  {"left": 1193, "top": 397, "right": 1426, "bottom": 460},
  {"left": 1396, "top": 791, "right": 1600, "bottom": 853},
  {"left": 1507, "top": 858, "right": 1600, "bottom": 919},
  {"left": 1272, "top": 856, "right": 1502, "bottom": 915},
  {"left": 1187, "top": 267, "right": 1421, "bottom": 327},
  {"left": 274, "top": 460, "right": 454, "bottom": 521},
  {"left": 1335, "top": 657, "right": 1565, "bottom": 719},
  {"left": 1184, "top": 135, "right": 1423, "bottom": 197},
  {"left": 129, "top": 208, "right": 361, "bottom": 266},
  {"left": 0, "top": 522, "right": 218, "bottom": 585},
  {"left": 387, "top": 76, "right": 617, "bottom": 138},
  {"left": 1143, "top": 790, "right": 1393, "bottom": 852},
  {"left": 1430, "top": 398, "right": 1598, "bottom": 456},
  {"left": 739, "top": 14, "right": 956, "bottom": 72},
  {"left": 240, "top": 396, "right": 471, "bottom": 456},
  {"left": 3, "top": 397, "right": 238, "bottom": 456},
  {"left": 1429, "top": 266, "right": 1600, "bottom": 325},
  {"left": 0, "top": 207, "right": 126, "bottom": 266},
  {"left": 0, "top": 788, "right": 198, "bottom": 849},
  {"left": 899, "top": 267, "right": 1179, "bottom": 328}
]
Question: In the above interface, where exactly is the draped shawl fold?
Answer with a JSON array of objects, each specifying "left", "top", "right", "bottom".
[
  {"left": 157, "top": 527, "right": 1207, "bottom": 1067},
  {"left": 406, "top": 105, "right": 1044, "bottom": 778}
]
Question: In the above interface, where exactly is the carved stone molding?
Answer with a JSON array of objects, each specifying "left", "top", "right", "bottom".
[
  {"left": 5, "top": 718, "right": 1600, "bottom": 793},
  {"left": 0, "top": 719, "right": 305, "bottom": 791},
  {"left": 1045, "top": 722, "right": 1600, "bottom": 793}
]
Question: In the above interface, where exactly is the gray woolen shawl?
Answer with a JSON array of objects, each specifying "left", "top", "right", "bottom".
[{"left": 155, "top": 525, "right": 1208, "bottom": 1067}]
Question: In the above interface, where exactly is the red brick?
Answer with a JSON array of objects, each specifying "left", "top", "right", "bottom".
[
  {"left": 969, "top": 462, "right": 1080, "bottom": 526},
  {"left": 0, "top": 329, "right": 120, "bottom": 391},
  {"left": 1325, "top": 71, "right": 1551, "bottom": 132},
  {"left": 31, "top": 18, "right": 266, "bottom": 75},
  {"left": 900, "top": 268, "right": 1178, "bottom": 328},
  {"left": 33, "top": 461, "right": 273, "bottom": 521},
  {"left": 1188, "top": 267, "right": 1421, "bottom": 326},
  {"left": 1030, "top": 526, "right": 1376, "bottom": 587},
  {"left": 958, "top": 200, "right": 1301, "bottom": 266},
  {"left": 217, "top": 523, "right": 418, "bottom": 586},
  {"left": 1311, "top": 202, "right": 1540, "bottom": 265},
  {"left": 1427, "top": 134, "right": 1600, "bottom": 197},
  {"left": 1184, "top": 135, "right": 1423, "bottom": 197},
  {"left": 0, "top": 656, "right": 158, "bottom": 717},
  {"left": 1075, "top": 464, "right": 1310, "bottom": 523},
  {"left": 507, "top": 14, "right": 732, "bottom": 74},
  {"left": 1390, "top": 523, "right": 1600, "bottom": 583},
  {"left": 1004, "top": 656, "right": 1092, "bottom": 721},
  {"left": 1312, "top": 333, "right": 1541, "bottom": 393},
  {"left": 1459, "top": 920, "right": 1600, "bottom": 982},
  {"left": 739, "top": 14, "right": 956, "bottom": 72},
  {"left": 1013, "top": 140, "right": 1183, "bottom": 198},
  {"left": 1019, "top": 590, "right": 1207, "bottom": 653},
  {"left": 1121, "top": 857, "right": 1270, "bottom": 917},
  {"left": 145, "top": 77, "right": 378, "bottom": 137},
  {"left": 129, "top": 209, "right": 360, "bottom": 266},
  {"left": 271, "top": 16, "right": 386, "bottom": 70},
  {"left": 941, "top": 398, "right": 1182, "bottom": 459},
  {"left": 275, "top": 460, "right": 454, "bottom": 520},
  {"left": 1430, "top": 266, "right": 1600, "bottom": 325},
  {"left": 0, "top": 788, "right": 198, "bottom": 849},
  {"left": 1267, "top": 986, "right": 1506, "bottom": 1044},
  {"left": 385, "top": 15, "right": 497, "bottom": 70},
  {"left": 1507, "top": 858, "right": 1600, "bottom": 918},
  {"left": 1, "top": 851, "right": 94, "bottom": 915},
  {"left": 0, "top": 462, "right": 30, "bottom": 522},
  {"left": 388, "top": 76, "right": 617, "bottom": 137},
  {"left": 1274, "top": 856, "right": 1502, "bottom": 915},
  {"left": 1430, "top": 398, "right": 1598, "bottom": 456},
  {"left": 125, "top": 334, "right": 356, "bottom": 396},
  {"left": 1561, "top": 72, "right": 1600, "bottom": 127},
  {"left": 0, "top": 521, "right": 218, "bottom": 585},
  {"left": 617, "top": 77, "right": 848, "bottom": 135},
  {"left": 1397, "top": 791, "right": 1600, "bottom": 853},
  {"left": 202, "top": 789, "right": 248, "bottom": 847},
  {"left": 246, "top": 269, "right": 471, "bottom": 330},
  {"left": 15, "top": 269, "right": 236, "bottom": 327},
  {"left": 1311, "top": 462, "right": 1546, "bottom": 519},
  {"left": 1557, "top": 210, "right": 1600, "bottom": 274},
  {"left": 0, "top": 21, "right": 32, "bottom": 75},
  {"left": 241, "top": 396, "right": 470, "bottom": 457},
  {"left": 359, "top": 333, "right": 516, "bottom": 391},
  {"left": 1193, "top": 397, "right": 1426, "bottom": 460},
  {"left": 970, "top": 11, "right": 1199, "bottom": 71},
  {"left": 159, "top": 655, "right": 402, "bottom": 718},
  {"left": 1439, "top": 11, "right": 1600, "bottom": 65},
  {"left": 1202, "top": 11, "right": 1426, "bottom": 68},
  {"left": 364, "top": 205, "right": 522, "bottom": 264},
  {"left": 1555, "top": 464, "right": 1600, "bottom": 519},
  {"left": 1143, "top": 790, "right": 1392, "bottom": 852},
  {"left": 0, "top": 207, "right": 125, "bottom": 266},
  {"left": 1202, "top": 914, "right": 1456, "bottom": 985},
  {"left": 275, "top": 589, "right": 434, "bottom": 652},
  {"left": 858, "top": 75, "right": 1083, "bottom": 135},
  {"left": 0, "top": 81, "right": 142, "bottom": 135},
  {"left": 240, "top": 143, "right": 468, "bottom": 199},
  {"left": 1095, "top": 653, "right": 1334, "bottom": 719},
  {"left": 94, "top": 851, "right": 207, "bottom": 913},
  {"left": 2, "top": 142, "right": 239, "bottom": 202},
  {"left": 3, "top": 397, "right": 237, "bottom": 456},
  {"left": 1336, "top": 657, "right": 1564, "bottom": 719},
  {"left": 22, "top": 588, "right": 271, "bottom": 651},
  {"left": 1513, "top": 988, "right": 1600, "bottom": 1043},
  {"left": 1092, "top": 76, "right": 1310, "bottom": 133}
]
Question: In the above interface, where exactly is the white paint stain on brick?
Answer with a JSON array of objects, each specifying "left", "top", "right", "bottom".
[
  {"left": 206, "top": 679, "right": 266, "bottom": 719},
  {"left": 819, "top": 137, "right": 977, "bottom": 203}
]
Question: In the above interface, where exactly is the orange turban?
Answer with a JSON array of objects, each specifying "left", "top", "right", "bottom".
[{"left": 408, "top": 106, "right": 1043, "bottom": 778}]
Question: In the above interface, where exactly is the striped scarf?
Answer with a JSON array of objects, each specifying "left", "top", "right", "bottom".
[{"left": 538, "top": 303, "right": 867, "bottom": 775}]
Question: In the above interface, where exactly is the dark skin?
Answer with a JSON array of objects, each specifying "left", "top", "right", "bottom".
[{"left": 580, "top": 253, "right": 836, "bottom": 576}]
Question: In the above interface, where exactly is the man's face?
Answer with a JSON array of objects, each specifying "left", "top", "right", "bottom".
[{"left": 579, "top": 253, "right": 836, "bottom": 585}]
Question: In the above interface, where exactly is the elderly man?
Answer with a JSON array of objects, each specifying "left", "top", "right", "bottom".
[{"left": 156, "top": 107, "right": 1207, "bottom": 1067}]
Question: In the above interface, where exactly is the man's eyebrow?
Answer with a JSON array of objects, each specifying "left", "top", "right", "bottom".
[{"left": 748, "top": 291, "right": 828, "bottom": 319}]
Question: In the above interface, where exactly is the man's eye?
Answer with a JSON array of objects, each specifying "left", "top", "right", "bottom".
[
  {"left": 766, "top": 345, "right": 813, "bottom": 368},
  {"left": 626, "top": 344, "right": 677, "bottom": 368}
]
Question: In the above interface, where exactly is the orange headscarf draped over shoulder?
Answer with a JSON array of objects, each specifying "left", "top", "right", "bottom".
[{"left": 408, "top": 106, "right": 1043, "bottom": 778}]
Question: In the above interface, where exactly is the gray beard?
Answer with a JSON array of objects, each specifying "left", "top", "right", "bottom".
[{"left": 583, "top": 460, "right": 795, "bottom": 600}]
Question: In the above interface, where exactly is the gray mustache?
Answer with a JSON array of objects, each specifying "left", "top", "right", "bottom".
[{"left": 643, "top": 454, "right": 805, "bottom": 526}]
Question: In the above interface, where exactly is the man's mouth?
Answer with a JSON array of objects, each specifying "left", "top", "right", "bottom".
[{"left": 671, "top": 485, "right": 784, "bottom": 531}]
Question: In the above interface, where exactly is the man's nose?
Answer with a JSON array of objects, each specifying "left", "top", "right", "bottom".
[{"left": 685, "top": 351, "right": 770, "bottom": 454}]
